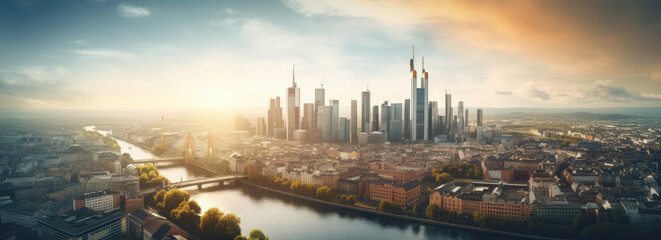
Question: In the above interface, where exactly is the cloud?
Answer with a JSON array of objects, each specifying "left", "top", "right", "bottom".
[
  {"left": 73, "top": 49, "right": 134, "bottom": 59},
  {"left": 117, "top": 3, "right": 150, "bottom": 18},
  {"left": 282, "top": 0, "right": 661, "bottom": 78},
  {"left": 521, "top": 82, "right": 551, "bottom": 101},
  {"left": 282, "top": 0, "right": 343, "bottom": 17},
  {"left": 495, "top": 91, "right": 512, "bottom": 95},
  {"left": 577, "top": 80, "right": 661, "bottom": 103},
  {"left": 69, "top": 39, "right": 87, "bottom": 45},
  {"left": 209, "top": 18, "right": 238, "bottom": 27},
  {"left": 224, "top": 8, "right": 236, "bottom": 14},
  {"left": 0, "top": 66, "right": 82, "bottom": 106}
]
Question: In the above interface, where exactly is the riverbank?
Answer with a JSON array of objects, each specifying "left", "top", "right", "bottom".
[
  {"left": 238, "top": 180, "right": 565, "bottom": 240},
  {"left": 109, "top": 134, "right": 152, "bottom": 151}
]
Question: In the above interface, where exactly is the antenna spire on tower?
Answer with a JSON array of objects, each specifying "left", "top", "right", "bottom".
[
  {"left": 292, "top": 64, "right": 295, "bottom": 84},
  {"left": 422, "top": 57, "right": 425, "bottom": 72}
]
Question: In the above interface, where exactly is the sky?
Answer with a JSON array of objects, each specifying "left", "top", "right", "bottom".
[{"left": 1, "top": 0, "right": 660, "bottom": 112}]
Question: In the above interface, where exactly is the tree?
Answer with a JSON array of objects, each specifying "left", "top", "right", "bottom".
[
  {"left": 171, "top": 200, "right": 202, "bottom": 230},
  {"left": 435, "top": 173, "right": 452, "bottom": 184},
  {"left": 345, "top": 195, "right": 357, "bottom": 204},
  {"left": 316, "top": 186, "right": 333, "bottom": 200},
  {"left": 248, "top": 229, "right": 269, "bottom": 240},
  {"left": 235, "top": 236, "right": 247, "bottom": 240},
  {"left": 199, "top": 208, "right": 242, "bottom": 240},
  {"left": 154, "top": 190, "right": 166, "bottom": 205},
  {"left": 412, "top": 203, "right": 421, "bottom": 216},
  {"left": 426, "top": 204, "right": 441, "bottom": 220},
  {"left": 582, "top": 223, "right": 625, "bottom": 240},
  {"left": 379, "top": 200, "right": 402, "bottom": 214},
  {"left": 158, "top": 188, "right": 190, "bottom": 215}
]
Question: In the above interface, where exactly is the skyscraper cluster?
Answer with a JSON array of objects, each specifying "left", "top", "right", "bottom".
[{"left": 254, "top": 47, "right": 484, "bottom": 144}]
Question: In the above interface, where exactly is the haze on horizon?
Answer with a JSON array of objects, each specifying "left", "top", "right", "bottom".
[{"left": 1, "top": 0, "right": 660, "bottom": 111}]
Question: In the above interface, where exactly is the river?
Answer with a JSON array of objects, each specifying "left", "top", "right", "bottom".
[{"left": 86, "top": 126, "right": 513, "bottom": 240}]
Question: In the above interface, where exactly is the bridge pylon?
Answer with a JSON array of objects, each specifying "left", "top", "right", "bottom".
[{"left": 184, "top": 132, "right": 195, "bottom": 165}]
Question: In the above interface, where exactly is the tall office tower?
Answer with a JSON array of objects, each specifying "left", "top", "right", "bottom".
[
  {"left": 319, "top": 106, "right": 332, "bottom": 142},
  {"left": 428, "top": 101, "right": 439, "bottom": 137},
  {"left": 315, "top": 87, "right": 325, "bottom": 129},
  {"left": 330, "top": 100, "right": 339, "bottom": 142},
  {"left": 380, "top": 101, "right": 391, "bottom": 135},
  {"left": 404, "top": 99, "right": 410, "bottom": 140},
  {"left": 410, "top": 47, "right": 429, "bottom": 141},
  {"left": 465, "top": 109, "right": 469, "bottom": 131},
  {"left": 256, "top": 117, "right": 266, "bottom": 136},
  {"left": 449, "top": 106, "right": 454, "bottom": 138},
  {"left": 344, "top": 118, "right": 351, "bottom": 142},
  {"left": 267, "top": 97, "right": 284, "bottom": 137},
  {"left": 372, "top": 105, "right": 379, "bottom": 132},
  {"left": 477, "top": 109, "right": 484, "bottom": 126},
  {"left": 361, "top": 90, "right": 371, "bottom": 132},
  {"left": 445, "top": 93, "right": 452, "bottom": 135},
  {"left": 351, "top": 100, "right": 358, "bottom": 144},
  {"left": 389, "top": 103, "right": 403, "bottom": 142},
  {"left": 339, "top": 117, "right": 348, "bottom": 142},
  {"left": 302, "top": 103, "right": 315, "bottom": 131},
  {"left": 268, "top": 98, "right": 275, "bottom": 136},
  {"left": 458, "top": 101, "right": 464, "bottom": 132},
  {"left": 287, "top": 66, "right": 301, "bottom": 140}
]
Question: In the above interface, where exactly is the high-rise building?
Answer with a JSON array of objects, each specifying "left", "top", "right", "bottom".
[
  {"left": 465, "top": 109, "right": 469, "bottom": 131},
  {"left": 410, "top": 47, "right": 429, "bottom": 141},
  {"left": 319, "top": 106, "right": 332, "bottom": 142},
  {"left": 458, "top": 101, "right": 464, "bottom": 132},
  {"left": 256, "top": 117, "right": 266, "bottom": 136},
  {"left": 404, "top": 99, "right": 410, "bottom": 140},
  {"left": 267, "top": 97, "right": 284, "bottom": 137},
  {"left": 429, "top": 101, "right": 439, "bottom": 137},
  {"left": 302, "top": 103, "right": 315, "bottom": 131},
  {"left": 315, "top": 87, "right": 325, "bottom": 129},
  {"left": 287, "top": 66, "right": 301, "bottom": 140},
  {"left": 372, "top": 105, "right": 379, "bottom": 132},
  {"left": 477, "top": 109, "right": 484, "bottom": 126},
  {"left": 361, "top": 90, "right": 370, "bottom": 132},
  {"left": 389, "top": 103, "right": 403, "bottom": 142},
  {"left": 445, "top": 93, "right": 452, "bottom": 135},
  {"left": 330, "top": 100, "right": 339, "bottom": 142},
  {"left": 351, "top": 100, "right": 358, "bottom": 144},
  {"left": 380, "top": 101, "right": 391, "bottom": 135},
  {"left": 339, "top": 117, "right": 348, "bottom": 142}
]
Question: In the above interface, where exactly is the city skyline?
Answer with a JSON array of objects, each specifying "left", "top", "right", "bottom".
[{"left": 2, "top": 0, "right": 661, "bottom": 110}]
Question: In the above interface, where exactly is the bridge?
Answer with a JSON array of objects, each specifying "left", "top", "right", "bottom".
[
  {"left": 132, "top": 131, "right": 233, "bottom": 176},
  {"left": 168, "top": 174, "right": 247, "bottom": 189},
  {"left": 140, "top": 174, "right": 247, "bottom": 195}
]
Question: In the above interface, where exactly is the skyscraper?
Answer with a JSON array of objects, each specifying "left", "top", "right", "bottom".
[
  {"left": 302, "top": 103, "right": 315, "bottom": 131},
  {"left": 351, "top": 100, "right": 358, "bottom": 144},
  {"left": 330, "top": 100, "right": 339, "bottom": 142},
  {"left": 404, "top": 99, "right": 410, "bottom": 140},
  {"left": 287, "top": 65, "right": 300, "bottom": 140},
  {"left": 429, "top": 101, "right": 439, "bottom": 137},
  {"left": 268, "top": 97, "right": 284, "bottom": 137},
  {"left": 361, "top": 90, "right": 370, "bottom": 132},
  {"left": 465, "top": 109, "right": 469, "bottom": 131},
  {"left": 458, "top": 101, "right": 464, "bottom": 133},
  {"left": 380, "top": 101, "right": 391, "bottom": 134},
  {"left": 410, "top": 47, "right": 429, "bottom": 141},
  {"left": 372, "top": 105, "right": 379, "bottom": 132},
  {"left": 320, "top": 106, "right": 332, "bottom": 142},
  {"left": 315, "top": 86, "right": 325, "bottom": 129},
  {"left": 477, "top": 109, "right": 483, "bottom": 126},
  {"left": 445, "top": 93, "right": 452, "bottom": 135},
  {"left": 389, "top": 103, "right": 403, "bottom": 142},
  {"left": 339, "top": 117, "right": 348, "bottom": 142}
]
